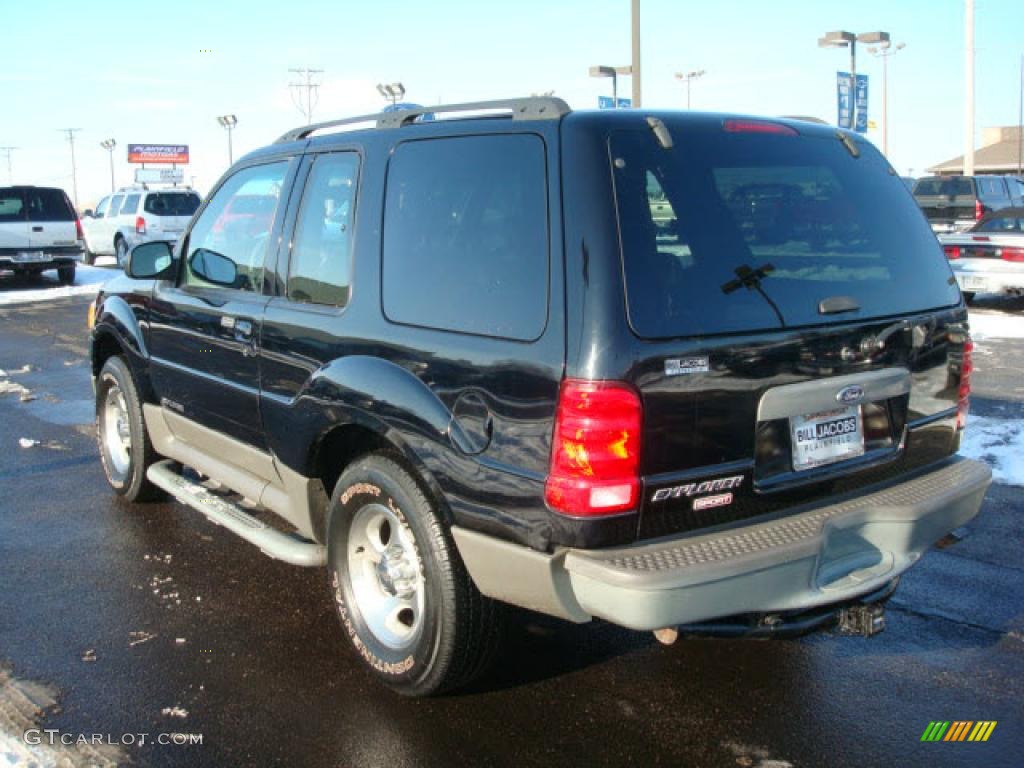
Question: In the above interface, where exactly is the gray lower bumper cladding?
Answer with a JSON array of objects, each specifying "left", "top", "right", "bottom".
[{"left": 453, "top": 457, "right": 991, "bottom": 631}]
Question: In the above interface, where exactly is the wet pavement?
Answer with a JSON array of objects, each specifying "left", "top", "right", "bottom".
[{"left": 1, "top": 294, "right": 1022, "bottom": 767}]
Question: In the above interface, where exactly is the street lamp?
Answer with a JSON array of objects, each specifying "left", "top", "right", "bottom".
[
  {"left": 376, "top": 82, "right": 406, "bottom": 107},
  {"left": 818, "top": 30, "right": 889, "bottom": 130},
  {"left": 99, "top": 139, "right": 116, "bottom": 193},
  {"left": 217, "top": 114, "right": 238, "bottom": 165},
  {"left": 674, "top": 69, "right": 706, "bottom": 109},
  {"left": 868, "top": 41, "right": 906, "bottom": 156},
  {"left": 589, "top": 65, "right": 633, "bottom": 108}
]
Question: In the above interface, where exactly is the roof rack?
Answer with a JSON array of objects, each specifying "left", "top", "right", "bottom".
[{"left": 274, "top": 96, "right": 571, "bottom": 144}]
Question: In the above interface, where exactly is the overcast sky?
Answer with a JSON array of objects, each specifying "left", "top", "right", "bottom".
[{"left": 3, "top": 0, "right": 1022, "bottom": 207}]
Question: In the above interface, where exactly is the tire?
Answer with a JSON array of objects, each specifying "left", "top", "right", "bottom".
[
  {"left": 327, "top": 454, "right": 501, "bottom": 696},
  {"left": 962, "top": 291, "right": 976, "bottom": 305},
  {"left": 58, "top": 265, "right": 76, "bottom": 285},
  {"left": 83, "top": 248, "right": 95, "bottom": 266},
  {"left": 115, "top": 238, "right": 128, "bottom": 269},
  {"left": 95, "top": 356, "right": 163, "bottom": 502}
]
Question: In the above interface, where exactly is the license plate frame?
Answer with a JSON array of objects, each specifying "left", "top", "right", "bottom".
[
  {"left": 960, "top": 275, "right": 988, "bottom": 291},
  {"left": 790, "top": 406, "right": 865, "bottom": 472},
  {"left": 14, "top": 251, "right": 49, "bottom": 263}
]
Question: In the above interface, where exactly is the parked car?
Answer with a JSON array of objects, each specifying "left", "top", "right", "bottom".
[
  {"left": 89, "top": 98, "right": 991, "bottom": 696},
  {"left": 0, "top": 185, "right": 83, "bottom": 284},
  {"left": 912, "top": 175, "right": 1017, "bottom": 234},
  {"left": 939, "top": 206, "right": 1024, "bottom": 302},
  {"left": 81, "top": 186, "right": 200, "bottom": 266}
]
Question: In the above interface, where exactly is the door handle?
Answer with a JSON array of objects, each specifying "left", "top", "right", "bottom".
[
  {"left": 234, "top": 319, "right": 253, "bottom": 339},
  {"left": 32, "top": 226, "right": 43, "bottom": 232}
]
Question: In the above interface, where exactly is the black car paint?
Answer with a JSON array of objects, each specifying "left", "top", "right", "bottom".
[{"left": 91, "top": 110, "right": 968, "bottom": 555}]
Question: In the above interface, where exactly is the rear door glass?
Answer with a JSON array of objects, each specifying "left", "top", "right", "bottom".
[
  {"left": 977, "top": 178, "right": 1009, "bottom": 202},
  {"left": 121, "top": 194, "right": 141, "bottom": 215},
  {"left": 23, "top": 188, "right": 75, "bottom": 221},
  {"left": 0, "top": 189, "right": 24, "bottom": 222},
  {"left": 611, "top": 124, "right": 959, "bottom": 338}
]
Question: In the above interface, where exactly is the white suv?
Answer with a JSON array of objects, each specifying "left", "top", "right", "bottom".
[
  {"left": 0, "top": 185, "right": 84, "bottom": 284},
  {"left": 82, "top": 186, "right": 200, "bottom": 266}
]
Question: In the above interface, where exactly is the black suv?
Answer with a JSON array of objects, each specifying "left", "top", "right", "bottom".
[
  {"left": 913, "top": 174, "right": 1023, "bottom": 234},
  {"left": 89, "top": 98, "right": 991, "bottom": 696}
]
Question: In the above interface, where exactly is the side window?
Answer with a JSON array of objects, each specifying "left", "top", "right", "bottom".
[
  {"left": 0, "top": 190, "right": 24, "bottom": 222},
  {"left": 183, "top": 162, "right": 288, "bottom": 293},
  {"left": 121, "top": 194, "right": 141, "bottom": 215},
  {"left": 108, "top": 195, "right": 125, "bottom": 217},
  {"left": 287, "top": 153, "right": 359, "bottom": 307},
  {"left": 382, "top": 134, "right": 548, "bottom": 340},
  {"left": 94, "top": 197, "right": 110, "bottom": 218}
]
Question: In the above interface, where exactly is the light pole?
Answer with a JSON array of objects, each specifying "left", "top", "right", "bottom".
[
  {"left": 217, "top": 115, "right": 238, "bottom": 165},
  {"left": 376, "top": 83, "right": 406, "bottom": 108},
  {"left": 868, "top": 42, "right": 905, "bottom": 156},
  {"left": 99, "top": 139, "right": 116, "bottom": 193},
  {"left": 589, "top": 65, "right": 632, "bottom": 107},
  {"left": 818, "top": 30, "right": 890, "bottom": 130},
  {"left": 674, "top": 69, "right": 706, "bottom": 109}
]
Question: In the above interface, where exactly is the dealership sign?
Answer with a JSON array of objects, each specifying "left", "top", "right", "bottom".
[
  {"left": 135, "top": 168, "right": 184, "bottom": 184},
  {"left": 127, "top": 144, "right": 189, "bottom": 164}
]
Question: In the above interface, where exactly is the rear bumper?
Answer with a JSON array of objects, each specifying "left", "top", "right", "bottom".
[
  {"left": 0, "top": 247, "right": 84, "bottom": 269},
  {"left": 453, "top": 457, "right": 991, "bottom": 631},
  {"left": 951, "top": 265, "right": 1024, "bottom": 295}
]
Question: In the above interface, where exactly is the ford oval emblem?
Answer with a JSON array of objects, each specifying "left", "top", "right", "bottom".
[{"left": 837, "top": 385, "right": 864, "bottom": 405}]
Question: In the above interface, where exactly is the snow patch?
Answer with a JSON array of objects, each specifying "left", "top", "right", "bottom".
[
  {"left": 959, "top": 415, "right": 1024, "bottom": 486},
  {"left": 0, "top": 265, "right": 113, "bottom": 306}
]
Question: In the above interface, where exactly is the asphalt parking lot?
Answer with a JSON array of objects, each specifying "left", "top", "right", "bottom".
[{"left": 1, "top": 285, "right": 1022, "bottom": 768}]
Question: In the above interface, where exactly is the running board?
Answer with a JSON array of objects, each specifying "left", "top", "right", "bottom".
[{"left": 147, "top": 460, "right": 326, "bottom": 567}]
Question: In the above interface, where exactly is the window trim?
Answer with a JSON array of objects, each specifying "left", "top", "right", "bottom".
[{"left": 379, "top": 131, "right": 552, "bottom": 342}]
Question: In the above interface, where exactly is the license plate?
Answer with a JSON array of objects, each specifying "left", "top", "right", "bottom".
[
  {"left": 790, "top": 406, "right": 865, "bottom": 471},
  {"left": 14, "top": 251, "right": 48, "bottom": 263},
  {"left": 960, "top": 275, "right": 987, "bottom": 290}
]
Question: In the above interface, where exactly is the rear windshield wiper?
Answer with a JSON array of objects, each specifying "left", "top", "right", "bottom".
[{"left": 721, "top": 263, "right": 787, "bottom": 328}]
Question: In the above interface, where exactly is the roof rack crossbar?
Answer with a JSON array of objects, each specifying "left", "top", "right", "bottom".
[{"left": 275, "top": 96, "right": 571, "bottom": 144}]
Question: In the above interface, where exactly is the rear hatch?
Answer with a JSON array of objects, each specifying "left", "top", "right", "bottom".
[
  {"left": 24, "top": 187, "right": 78, "bottom": 248},
  {"left": 913, "top": 176, "right": 979, "bottom": 232},
  {"left": 609, "top": 118, "right": 966, "bottom": 540},
  {"left": 141, "top": 191, "right": 200, "bottom": 239}
]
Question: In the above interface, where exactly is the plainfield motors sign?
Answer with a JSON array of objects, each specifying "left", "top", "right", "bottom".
[{"left": 127, "top": 144, "right": 189, "bottom": 164}]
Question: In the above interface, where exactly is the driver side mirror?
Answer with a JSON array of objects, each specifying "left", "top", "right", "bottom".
[{"left": 127, "top": 241, "right": 176, "bottom": 279}]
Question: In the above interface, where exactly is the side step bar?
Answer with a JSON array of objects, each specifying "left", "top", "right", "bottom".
[{"left": 147, "top": 460, "right": 326, "bottom": 567}]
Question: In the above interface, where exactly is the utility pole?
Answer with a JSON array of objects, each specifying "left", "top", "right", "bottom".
[
  {"left": 289, "top": 67, "right": 323, "bottom": 125},
  {"left": 631, "top": 0, "right": 641, "bottom": 108},
  {"left": 0, "top": 147, "right": 16, "bottom": 184},
  {"left": 964, "top": 0, "right": 975, "bottom": 175},
  {"left": 59, "top": 129, "right": 81, "bottom": 210},
  {"left": 868, "top": 42, "right": 906, "bottom": 156},
  {"left": 1017, "top": 54, "right": 1022, "bottom": 176}
]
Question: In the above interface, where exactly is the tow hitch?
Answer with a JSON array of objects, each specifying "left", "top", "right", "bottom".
[{"left": 837, "top": 603, "right": 886, "bottom": 637}]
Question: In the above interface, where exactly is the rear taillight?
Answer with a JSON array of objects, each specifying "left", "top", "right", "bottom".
[
  {"left": 1001, "top": 247, "right": 1024, "bottom": 262},
  {"left": 545, "top": 379, "right": 642, "bottom": 517},
  {"left": 957, "top": 339, "right": 973, "bottom": 430},
  {"left": 135, "top": 216, "right": 146, "bottom": 235},
  {"left": 74, "top": 218, "right": 84, "bottom": 242},
  {"left": 943, "top": 245, "right": 961, "bottom": 260},
  {"left": 975, "top": 200, "right": 987, "bottom": 220}
]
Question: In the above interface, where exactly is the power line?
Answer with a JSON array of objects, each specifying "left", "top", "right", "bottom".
[
  {"left": 58, "top": 129, "right": 81, "bottom": 210},
  {"left": 289, "top": 67, "right": 323, "bottom": 125},
  {"left": 0, "top": 147, "right": 17, "bottom": 184}
]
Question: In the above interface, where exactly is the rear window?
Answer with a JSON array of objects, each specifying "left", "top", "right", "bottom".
[
  {"left": 977, "top": 178, "right": 1009, "bottom": 201},
  {"left": 382, "top": 134, "right": 548, "bottom": 341},
  {"left": 976, "top": 212, "right": 1024, "bottom": 232},
  {"left": 913, "top": 177, "right": 974, "bottom": 197},
  {"left": 0, "top": 189, "right": 24, "bottom": 222},
  {"left": 144, "top": 192, "right": 201, "bottom": 216},
  {"left": 612, "top": 123, "right": 959, "bottom": 338},
  {"left": 21, "top": 188, "right": 75, "bottom": 221}
]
